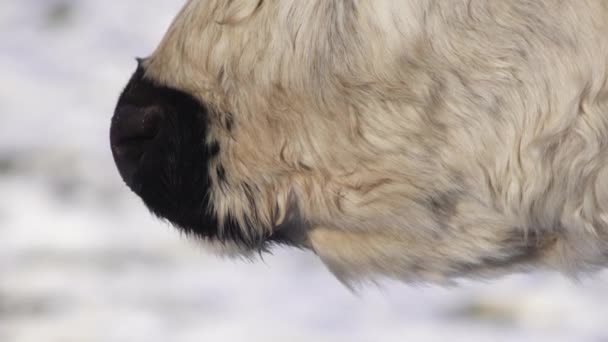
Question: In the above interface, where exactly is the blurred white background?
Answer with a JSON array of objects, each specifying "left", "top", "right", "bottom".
[{"left": 1, "top": 1, "right": 608, "bottom": 341}]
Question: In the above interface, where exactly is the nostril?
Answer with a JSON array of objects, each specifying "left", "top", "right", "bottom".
[
  {"left": 111, "top": 105, "right": 164, "bottom": 148},
  {"left": 110, "top": 104, "right": 165, "bottom": 186}
]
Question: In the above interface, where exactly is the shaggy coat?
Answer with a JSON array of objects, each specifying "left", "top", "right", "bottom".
[{"left": 111, "top": 0, "right": 608, "bottom": 285}]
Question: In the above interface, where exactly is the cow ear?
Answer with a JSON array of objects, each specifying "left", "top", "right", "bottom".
[{"left": 217, "top": 0, "right": 263, "bottom": 25}]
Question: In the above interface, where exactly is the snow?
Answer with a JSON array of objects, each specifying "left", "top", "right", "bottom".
[{"left": 1, "top": 1, "right": 607, "bottom": 341}]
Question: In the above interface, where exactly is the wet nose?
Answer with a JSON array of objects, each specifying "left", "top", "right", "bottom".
[{"left": 110, "top": 104, "right": 164, "bottom": 188}]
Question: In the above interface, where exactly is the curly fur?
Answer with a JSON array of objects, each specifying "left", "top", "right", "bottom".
[{"left": 116, "top": 0, "right": 608, "bottom": 285}]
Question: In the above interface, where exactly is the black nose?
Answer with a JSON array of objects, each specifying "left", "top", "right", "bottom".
[{"left": 110, "top": 105, "right": 164, "bottom": 188}]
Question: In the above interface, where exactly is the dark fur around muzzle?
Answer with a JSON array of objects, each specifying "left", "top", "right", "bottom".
[
  {"left": 110, "top": 62, "right": 238, "bottom": 243},
  {"left": 110, "top": 61, "right": 304, "bottom": 250}
]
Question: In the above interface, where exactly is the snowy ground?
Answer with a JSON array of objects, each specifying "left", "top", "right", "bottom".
[{"left": 1, "top": 1, "right": 608, "bottom": 341}]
